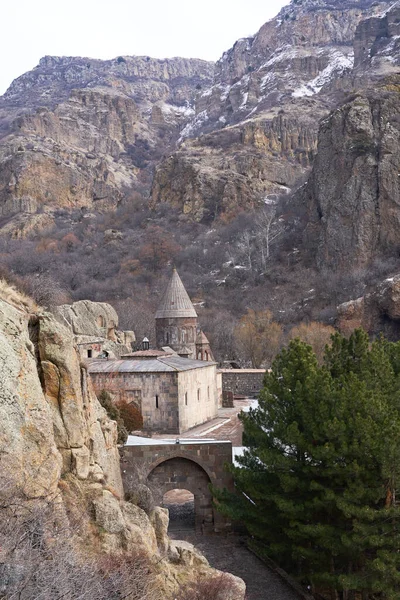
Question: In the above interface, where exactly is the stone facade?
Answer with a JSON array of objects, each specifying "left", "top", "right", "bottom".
[
  {"left": 121, "top": 440, "right": 233, "bottom": 533},
  {"left": 88, "top": 357, "right": 219, "bottom": 434},
  {"left": 220, "top": 369, "right": 266, "bottom": 397},
  {"left": 156, "top": 316, "right": 197, "bottom": 359}
]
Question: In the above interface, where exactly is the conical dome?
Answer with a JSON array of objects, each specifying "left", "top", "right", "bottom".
[{"left": 155, "top": 269, "right": 197, "bottom": 319}]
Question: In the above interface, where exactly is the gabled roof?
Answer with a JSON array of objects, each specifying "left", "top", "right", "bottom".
[
  {"left": 155, "top": 269, "right": 197, "bottom": 319},
  {"left": 88, "top": 356, "right": 216, "bottom": 374}
]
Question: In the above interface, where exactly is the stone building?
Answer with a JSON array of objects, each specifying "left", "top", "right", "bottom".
[
  {"left": 88, "top": 350, "right": 218, "bottom": 434},
  {"left": 155, "top": 269, "right": 214, "bottom": 362}
]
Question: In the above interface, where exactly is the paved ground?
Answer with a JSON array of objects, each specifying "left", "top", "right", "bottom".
[
  {"left": 150, "top": 399, "right": 301, "bottom": 599},
  {"left": 150, "top": 397, "right": 254, "bottom": 446},
  {"left": 170, "top": 529, "right": 302, "bottom": 600}
]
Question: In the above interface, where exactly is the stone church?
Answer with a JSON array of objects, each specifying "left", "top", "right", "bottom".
[
  {"left": 88, "top": 269, "right": 219, "bottom": 434},
  {"left": 155, "top": 269, "right": 214, "bottom": 361}
]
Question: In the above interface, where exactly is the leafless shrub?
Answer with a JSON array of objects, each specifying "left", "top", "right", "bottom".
[
  {"left": 175, "top": 573, "right": 243, "bottom": 600},
  {"left": 0, "top": 476, "right": 161, "bottom": 600}
]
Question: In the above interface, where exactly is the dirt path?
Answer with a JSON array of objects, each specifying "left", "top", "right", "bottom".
[{"left": 169, "top": 531, "right": 302, "bottom": 600}]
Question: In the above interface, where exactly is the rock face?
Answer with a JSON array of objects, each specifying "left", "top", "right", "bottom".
[
  {"left": 151, "top": 0, "right": 390, "bottom": 222},
  {"left": 301, "top": 88, "right": 400, "bottom": 271},
  {"left": 337, "top": 274, "right": 400, "bottom": 339},
  {"left": 0, "top": 0, "right": 394, "bottom": 233},
  {"left": 0, "top": 281, "right": 245, "bottom": 599},
  {"left": 0, "top": 56, "right": 214, "bottom": 236},
  {"left": 0, "top": 284, "right": 122, "bottom": 499},
  {"left": 52, "top": 299, "right": 135, "bottom": 357}
]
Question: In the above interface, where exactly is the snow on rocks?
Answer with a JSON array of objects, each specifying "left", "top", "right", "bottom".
[{"left": 292, "top": 49, "right": 354, "bottom": 98}]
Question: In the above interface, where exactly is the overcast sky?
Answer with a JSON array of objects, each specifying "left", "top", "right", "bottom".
[{"left": 1, "top": 0, "right": 288, "bottom": 95}]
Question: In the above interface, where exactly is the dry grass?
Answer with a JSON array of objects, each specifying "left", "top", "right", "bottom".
[{"left": 0, "top": 278, "right": 38, "bottom": 312}]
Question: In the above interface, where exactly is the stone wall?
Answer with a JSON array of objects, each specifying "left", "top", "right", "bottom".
[
  {"left": 89, "top": 363, "right": 219, "bottom": 434},
  {"left": 90, "top": 370, "right": 180, "bottom": 433},
  {"left": 177, "top": 365, "right": 218, "bottom": 432},
  {"left": 121, "top": 441, "right": 233, "bottom": 533},
  {"left": 156, "top": 316, "right": 197, "bottom": 358},
  {"left": 220, "top": 369, "right": 266, "bottom": 397}
]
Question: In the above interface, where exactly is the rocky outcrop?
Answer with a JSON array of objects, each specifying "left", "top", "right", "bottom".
[
  {"left": 0, "top": 281, "right": 246, "bottom": 598},
  {"left": 151, "top": 0, "right": 391, "bottom": 221},
  {"left": 52, "top": 299, "right": 135, "bottom": 357},
  {"left": 0, "top": 56, "right": 213, "bottom": 237},
  {"left": 337, "top": 274, "right": 400, "bottom": 339},
  {"left": 0, "top": 284, "right": 122, "bottom": 499},
  {"left": 299, "top": 87, "right": 400, "bottom": 271}
]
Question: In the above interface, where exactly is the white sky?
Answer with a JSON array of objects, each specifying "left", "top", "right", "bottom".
[{"left": 1, "top": 0, "right": 288, "bottom": 95}]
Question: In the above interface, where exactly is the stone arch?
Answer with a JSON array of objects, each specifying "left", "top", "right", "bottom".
[
  {"left": 147, "top": 457, "right": 214, "bottom": 532},
  {"left": 146, "top": 451, "right": 215, "bottom": 482}
]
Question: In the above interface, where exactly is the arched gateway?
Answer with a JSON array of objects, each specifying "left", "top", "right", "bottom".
[
  {"left": 148, "top": 457, "right": 213, "bottom": 530},
  {"left": 120, "top": 438, "right": 234, "bottom": 533}
]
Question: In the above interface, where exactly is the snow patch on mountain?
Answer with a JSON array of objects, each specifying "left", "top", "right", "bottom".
[
  {"left": 292, "top": 49, "right": 354, "bottom": 98},
  {"left": 179, "top": 110, "right": 209, "bottom": 141}
]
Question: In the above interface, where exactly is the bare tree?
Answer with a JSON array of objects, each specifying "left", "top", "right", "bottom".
[{"left": 255, "top": 206, "right": 286, "bottom": 272}]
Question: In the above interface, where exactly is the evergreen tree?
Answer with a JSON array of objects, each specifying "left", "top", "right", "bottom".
[{"left": 215, "top": 331, "right": 400, "bottom": 599}]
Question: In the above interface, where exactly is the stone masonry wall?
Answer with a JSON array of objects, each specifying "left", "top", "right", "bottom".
[
  {"left": 220, "top": 370, "right": 266, "bottom": 397},
  {"left": 121, "top": 441, "right": 233, "bottom": 533},
  {"left": 90, "top": 371, "right": 180, "bottom": 433},
  {"left": 177, "top": 365, "right": 218, "bottom": 432},
  {"left": 90, "top": 364, "right": 219, "bottom": 434},
  {"left": 156, "top": 316, "right": 197, "bottom": 358}
]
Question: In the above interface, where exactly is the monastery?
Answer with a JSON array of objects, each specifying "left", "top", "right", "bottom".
[{"left": 88, "top": 269, "right": 220, "bottom": 434}]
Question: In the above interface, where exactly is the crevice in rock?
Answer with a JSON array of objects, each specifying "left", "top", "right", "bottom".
[{"left": 28, "top": 314, "right": 44, "bottom": 391}]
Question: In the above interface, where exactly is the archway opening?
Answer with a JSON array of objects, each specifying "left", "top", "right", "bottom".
[
  {"left": 147, "top": 457, "right": 214, "bottom": 533},
  {"left": 163, "top": 489, "right": 195, "bottom": 533}
]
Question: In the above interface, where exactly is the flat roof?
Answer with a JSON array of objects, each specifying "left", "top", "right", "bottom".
[
  {"left": 88, "top": 355, "right": 217, "bottom": 374},
  {"left": 125, "top": 435, "right": 231, "bottom": 446}
]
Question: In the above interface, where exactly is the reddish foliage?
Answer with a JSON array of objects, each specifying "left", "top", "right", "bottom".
[{"left": 116, "top": 399, "right": 143, "bottom": 432}]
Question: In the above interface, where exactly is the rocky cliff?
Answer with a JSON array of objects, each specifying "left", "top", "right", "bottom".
[
  {"left": 0, "top": 280, "right": 245, "bottom": 599},
  {"left": 297, "top": 3, "right": 400, "bottom": 272},
  {"left": 0, "top": 56, "right": 214, "bottom": 237},
  {"left": 0, "top": 0, "right": 394, "bottom": 234},
  {"left": 150, "top": 0, "right": 391, "bottom": 222},
  {"left": 1, "top": 0, "right": 400, "bottom": 332}
]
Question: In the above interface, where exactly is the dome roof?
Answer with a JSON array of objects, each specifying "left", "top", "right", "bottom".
[{"left": 155, "top": 269, "right": 197, "bottom": 319}]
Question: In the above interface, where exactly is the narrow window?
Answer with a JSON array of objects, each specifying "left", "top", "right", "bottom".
[
  {"left": 87, "top": 349, "right": 92, "bottom": 358},
  {"left": 155, "top": 395, "right": 159, "bottom": 409},
  {"left": 185, "top": 392, "right": 188, "bottom": 406},
  {"left": 205, "top": 351, "right": 209, "bottom": 361},
  {"left": 207, "top": 386, "right": 210, "bottom": 400},
  {"left": 197, "top": 389, "right": 200, "bottom": 402}
]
